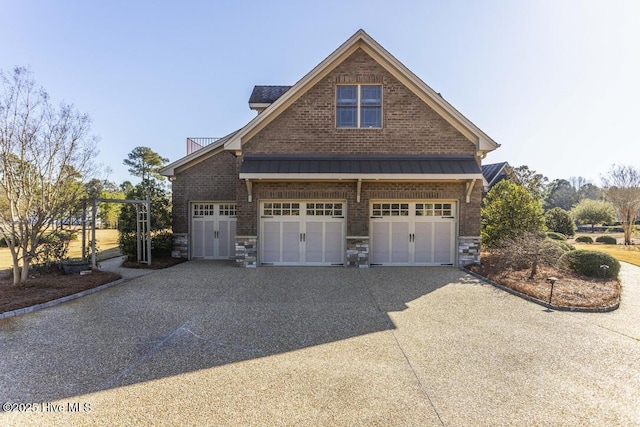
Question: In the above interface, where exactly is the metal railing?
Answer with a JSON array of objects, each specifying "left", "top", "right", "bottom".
[{"left": 187, "top": 137, "right": 221, "bottom": 155}]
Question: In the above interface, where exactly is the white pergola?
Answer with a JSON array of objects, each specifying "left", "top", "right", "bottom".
[{"left": 81, "top": 198, "right": 151, "bottom": 268}]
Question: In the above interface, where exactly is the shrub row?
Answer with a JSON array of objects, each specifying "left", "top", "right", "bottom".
[
  {"left": 595, "top": 235, "right": 617, "bottom": 245},
  {"left": 118, "top": 230, "right": 173, "bottom": 260},
  {"left": 575, "top": 236, "right": 593, "bottom": 244}
]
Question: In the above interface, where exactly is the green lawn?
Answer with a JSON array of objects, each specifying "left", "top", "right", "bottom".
[
  {"left": 0, "top": 229, "right": 121, "bottom": 270},
  {"left": 573, "top": 243, "right": 640, "bottom": 267},
  {"left": 572, "top": 231, "right": 640, "bottom": 267}
]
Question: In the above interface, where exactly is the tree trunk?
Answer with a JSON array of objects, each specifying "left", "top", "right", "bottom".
[
  {"left": 10, "top": 251, "right": 20, "bottom": 286},
  {"left": 20, "top": 258, "right": 30, "bottom": 283},
  {"left": 529, "top": 256, "right": 538, "bottom": 279},
  {"left": 624, "top": 226, "right": 632, "bottom": 245}
]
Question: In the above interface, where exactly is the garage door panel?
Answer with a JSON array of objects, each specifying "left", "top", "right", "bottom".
[
  {"left": 262, "top": 221, "right": 282, "bottom": 263},
  {"left": 434, "top": 222, "right": 453, "bottom": 264},
  {"left": 372, "top": 222, "right": 390, "bottom": 264},
  {"left": 218, "top": 219, "right": 233, "bottom": 258},
  {"left": 414, "top": 221, "right": 434, "bottom": 264},
  {"left": 191, "top": 203, "right": 237, "bottom": 260},
  {"left": 204, "top": 220, "right": 215, "bottom": 258},
  {"left": 281, "top": 221, "right": 301, "bottom": 263},
  {"left": 324, "top": 222, "right": 343, "bottom": 263},
  {"left": 391, "top": 222, "right": 410, "bottom": 264},
  {"left": 305, "top": 221, "right": 324, "bottom": 263},
  {"left": 371, "top": 202, "right": 456, "bottom": 266},
  {"left": 192, "top": 220, "right": 205, "bottom": 258},
  {"left": 260, "top": 202, "right": 345, "bottom": 266}
]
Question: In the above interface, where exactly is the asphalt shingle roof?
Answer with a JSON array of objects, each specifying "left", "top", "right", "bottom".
[{"left": 249, "top": 86, "right": 292, "bottom": 104}]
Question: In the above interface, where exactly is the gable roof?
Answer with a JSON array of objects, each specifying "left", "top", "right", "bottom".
[
  {"left": 482, "top": 161, "right": 510, "bottom": 188},
  {"left": 225, "top": 29, "right": 500, "bottom": 155},
  {"left": 158, "top": 130, "right": 239, "bottom": 177}
]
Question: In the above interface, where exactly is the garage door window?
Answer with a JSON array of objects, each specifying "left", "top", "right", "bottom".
[
  {"left": 193, "top": 203, "right": 216, "bottom": 216},
  {"left": 372, "top": 203, "right": 409, "bottom": 217},
  {"left": 306, "top": 203, "right": 343, "bottom": 216},
  {"left": 219, "top": 204, "right": 236, "bottom": 216},
  {"left": 416, "top": 203, "right": 453, "bottom": 217},
  {"left": 263, "top": 202, "right": 300, "bottom": 216}
]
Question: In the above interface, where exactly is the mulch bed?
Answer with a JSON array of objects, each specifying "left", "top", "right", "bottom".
[
  {"left": 121, "top": 256, "right": 187, "bottom": 269},
  {"left": 467, "top": 254, "right": 620, "bottom": 309},
  {"left": 1, "top": 257, "right": 187, "bottom": 314},
  {"left": 0, "top": 269, "right": 122, "bottom": 313}
]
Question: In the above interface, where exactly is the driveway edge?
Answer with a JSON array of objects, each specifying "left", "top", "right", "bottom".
[
  {"left": 462, "top": 268, "right": 620, "bottom": 313},
  {"left": 0, "top": 276, "right": 127, "bottom": 320}
]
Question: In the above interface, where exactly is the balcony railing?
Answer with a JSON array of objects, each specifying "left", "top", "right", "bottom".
[{"left": 187, "top": 137, "right": 221, "bottom": 155}]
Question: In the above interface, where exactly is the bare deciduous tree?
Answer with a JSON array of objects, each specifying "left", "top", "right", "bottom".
[
  {"left": 602, "top": 164, "right": 640, "bottom": 245},
  {"left": 0, "top": 67, "right": 97, "bottom": 284}
]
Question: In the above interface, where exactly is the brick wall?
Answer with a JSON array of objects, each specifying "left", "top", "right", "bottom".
[
  {"left": 243, "top": 48, "right": 477, "bottom": 156},
  {"left": 171, "top": 150, "right": 238, "bottom": 233}
]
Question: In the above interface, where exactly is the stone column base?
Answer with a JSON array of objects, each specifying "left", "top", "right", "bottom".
[
  {"left": 172, "top": 233, "right": 188, "bottom": 258},
  {"left": 235, "top": 236, "right": 258, "bottom": 268},
  {"left": 458, "top": 236, "right": 481, "bottom": 267},
  {"left": 346, "top": 236, "right": 369, "bottom": 268}
]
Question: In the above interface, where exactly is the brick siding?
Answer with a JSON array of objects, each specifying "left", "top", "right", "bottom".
[
  {"left": 243, "top": 48, "right": 477, "bottom": 156},
  {"left": 171, "top": 150, "right": 238, "bottom": 233}
]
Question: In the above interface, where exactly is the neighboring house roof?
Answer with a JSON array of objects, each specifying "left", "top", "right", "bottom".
[
  {"left": 225, "top": 29, "right": 500, "bottom": 155},
  {"left": 239, "top": 154, "right": 483, "bottom": 180},
  {"left": 482, "top": 161, "right": 510, "bottom": 188},
  {"left": 159, "top": 130, "right": 240, "bottom": 177}
]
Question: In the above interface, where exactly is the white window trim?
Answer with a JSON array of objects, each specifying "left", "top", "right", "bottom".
[{"left": 336, "top": 84, "right": 382, "bottom": 129}]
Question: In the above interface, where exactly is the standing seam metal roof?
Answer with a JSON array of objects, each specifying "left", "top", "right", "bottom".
[{"left": 240, "top": 154, "right": 482, "bottom": 175}]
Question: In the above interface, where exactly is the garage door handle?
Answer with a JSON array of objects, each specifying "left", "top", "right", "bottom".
[
  {"left": 371, "top": 216, "right": 382, "bottom": 219},
  {"left": 261, "top": 216, "right": 273, "bottom": 219},
  {"left": 303, "top": 233, "right": 306, "bottom": 242},
  {"left": 442, "top": 216, "right": 455, "bottom": 219},
  {"left": 332, "top": 216, "right": 344, "bottom": 219}
]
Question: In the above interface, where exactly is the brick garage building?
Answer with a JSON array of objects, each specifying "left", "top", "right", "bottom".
[{"left": 160, "top": 30, "right": 499, "bottom": 268}]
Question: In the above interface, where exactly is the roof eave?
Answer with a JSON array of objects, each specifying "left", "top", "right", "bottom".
[
  {"left": 239, "top": 173, "right": 484, "bottom": 181},
  {"left": 160, "top": 131, "right": 238, "bottom": 177}
]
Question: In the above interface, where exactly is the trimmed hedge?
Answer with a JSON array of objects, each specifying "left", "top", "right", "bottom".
[
  {"left": 595, "top": 235, "right": 617, "bottom": 245},
  {"left": 119, "top": 230, "right": 174, "bottom": 260},
  {"left": 549, "top": 239, "right": 575, "bottom": 252},
  {"left": 575, "top": 236, "right": 593, "bottom": 244},
  {"left": 546, "top": 231, "right": 567, "bottom": 241},
  {"left": 559, "top": 250, "right": 620, "bottom": 278}
]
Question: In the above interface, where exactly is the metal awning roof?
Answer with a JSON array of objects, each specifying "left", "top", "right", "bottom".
[{"left": 239, "top": 154, "right": 482, "bottom": 180}]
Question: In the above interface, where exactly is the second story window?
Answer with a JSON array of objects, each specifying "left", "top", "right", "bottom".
[{"left": 336, "top": 85, "right": 382, "bottom": 128}]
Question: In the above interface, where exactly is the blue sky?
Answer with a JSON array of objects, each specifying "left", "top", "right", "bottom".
[{"left": 2, "top": 1, "right": 638, "bottom": 186}]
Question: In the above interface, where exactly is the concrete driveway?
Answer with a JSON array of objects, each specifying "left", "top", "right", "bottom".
[{"left": 1, "top": 262, "right": 639, "bottom": 426}]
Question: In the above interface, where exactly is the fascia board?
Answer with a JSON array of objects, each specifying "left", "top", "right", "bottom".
[
  {"left": 160, "top": 133, "right": 235, "bottom": 176},
  {"left": 239, "top": 173, "right": 484, "bottom": 181}
]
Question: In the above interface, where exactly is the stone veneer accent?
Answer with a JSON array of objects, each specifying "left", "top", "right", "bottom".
[
  {"left": 172, "top": 233, "right": 188, "bottom": 258},
  {"left": 346, "top": 236, "right": 369, "bottom": 268},
  {"left": 458, "top": 236, "right": 481, "bottom": 267},
  {"left": 235, "top": 236, "right": 257, "bottom": 268}
]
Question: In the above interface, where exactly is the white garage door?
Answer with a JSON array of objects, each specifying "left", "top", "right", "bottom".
[
  {"left": 191, "top": 203, "right": 237, "bottom": 259},
  {"left": 371, "top": 202, "right": 456, "bottom": 266},
  {"left": 260, "top": 201, "right": 345, "bottom": 266}
]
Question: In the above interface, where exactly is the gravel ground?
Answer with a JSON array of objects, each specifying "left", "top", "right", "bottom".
[{"left": 1, "top": 261, "right": 638, "bottom": 426}]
